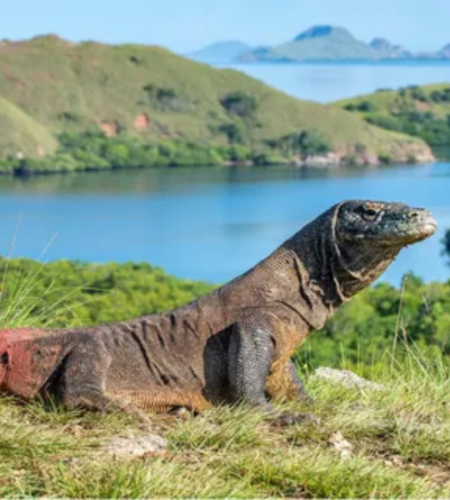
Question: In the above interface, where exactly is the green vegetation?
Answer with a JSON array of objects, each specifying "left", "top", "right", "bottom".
[
  {"left": 0, "top": 96, "right": 57, "bottom": 159},
  {"left": 0, "top": 257, "right": 213, "bottom": 328},
  {"left": 0, "top": 35, "right": 433, "bottom": 170},
  {"left": 0, "top": 126, "right": 391, "bottom": 175},
  {"left": 3, "top": 360, "right": 450, "bottom": 497},
  {"left": 219, "top": 91, "right": 259, "bottom": 119},
  {"left": 265, "top": 129, "right": 332, "bottom": 159},
  {"left": 0, "top": 133, "right": 258, "bottom": 175},
  {"left": 443, "top": 229, "right": 450, "bottom": 264},
  {"left": 336, "top": 84, "right": 450, "bottom": 147},
  {"left": 302, "top": 275, "right": 450, "bottom": 369}
]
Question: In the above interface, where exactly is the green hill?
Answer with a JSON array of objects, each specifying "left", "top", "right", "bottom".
[
  {"left": 0, "top": 35, "right": 434, "bottom": 170},
  {"left": 0, "top": 96, "right": 57, "bottom": 158},
  {"left": 335, "top": 84, "right": 450, "bottom": 148}
]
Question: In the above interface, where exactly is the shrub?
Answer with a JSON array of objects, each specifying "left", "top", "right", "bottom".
[{"left": 220, "top": 91, "right": 258, "bottom": 119}]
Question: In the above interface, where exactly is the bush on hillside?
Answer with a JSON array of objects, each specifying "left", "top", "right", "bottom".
[
  {"left": 220, "top": 91, "right": 258, "bottom": 119},
  {"left": 266, "top": 129, "right": 332, "bottom": 159}
]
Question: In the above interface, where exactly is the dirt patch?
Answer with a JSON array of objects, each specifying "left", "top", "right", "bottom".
[
  {"left": 100, "top": 121, "right": 120, "bottom": 137},
  {"left": 415, "top": 101, "right": 431, "bottom": 111},
  {"left": 134, "top": 112, "right": 150, "bottom": 130}
]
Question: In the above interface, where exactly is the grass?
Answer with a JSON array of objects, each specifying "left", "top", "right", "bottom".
[
  {"left": 336, "top": 84, "right": 450, "bottom": 119},
  {"left": 334, "top": 84, "right": 450, "bottom": 149},
  {"left": 1, "top": 352, "right": 450, "bottom": 497},
  {"left": 0, "top": 96, "right": 57, "bottom": 158},
  {"left": 0, "top": 35, "right": 432, "bottom": 162}
]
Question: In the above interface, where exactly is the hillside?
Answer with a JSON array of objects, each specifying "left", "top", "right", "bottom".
[
  {"left": 335, "top": 84, "right": 450, "bottom": 147},
  {"left": 189, "top": 40, "right": 252, "bottom": 61},
  {"left": 0, "top": 35, "right": 434, "bottom": 169},
  {"left": 0, "top": 96, "right": 57, "bottom": 158}
]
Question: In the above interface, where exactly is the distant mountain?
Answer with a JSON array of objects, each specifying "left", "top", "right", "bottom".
[
  {"left": 238, "top": 46, "right": 293, "bottom": 63},
  {"left": 238, "top": 26, "right": 374, "bottom": 62},
  {"left": 439, "top": 43, "right": 450, "bottom": 59},
  {"left": 226, "top": 26, "right": 450, "bottom": 63},
  {"left": 369, "top": 38, "right": 412, "bottom": 59},
  {"left": 189, "top": 41, "right": 252, "bottom": 61}
]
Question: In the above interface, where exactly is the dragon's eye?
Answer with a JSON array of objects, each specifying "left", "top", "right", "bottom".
[
  {"left": 362, "top": 207, "right": 379, "bottom": 221},
  {"left": 0, "top": 352, "right": 8, "bottom": 365}
]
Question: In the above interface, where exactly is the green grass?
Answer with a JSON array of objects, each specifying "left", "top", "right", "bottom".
[
  {"left": 336, "top": 84, "right": 450, "bottom": 119},
  {"left": 0, "top": 96, "right": 57, "bottom": 158},
  {"left": 0, "top": 36, "right": 433, "bottom": 163},
  {"left": 334, "top": 84, "right": 450, "bottom": 149},
  {"left": 2, "top": 355, "right": 450, "bottom": 497}
]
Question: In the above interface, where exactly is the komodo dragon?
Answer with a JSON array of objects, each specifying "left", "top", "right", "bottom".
[{"left": 0, "top": 200, "right": 437, "bottom": 423}]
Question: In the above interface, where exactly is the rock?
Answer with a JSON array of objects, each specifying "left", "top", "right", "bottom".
[
  {"left": 311, "top": 367, "right": 383, "bottom": 391},
  {"left": 329, "top": 431, "right": 353, "bottom": 459},
  {"left": 384, "top": 455, "right": 403, "bottom": 467},
  {"left": 102, "top": 432, "right": 168, "bottom": 460},
  {"left": 292, "top": 152, "right": 341, "bottom": 168}
]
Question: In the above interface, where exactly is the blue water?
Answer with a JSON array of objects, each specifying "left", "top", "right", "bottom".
[
  {"left": 0, "top": 163, "right": 448, "bottom": 286},
  {"left": 215, "top": 61, "right": 450, "bottom": 102}
]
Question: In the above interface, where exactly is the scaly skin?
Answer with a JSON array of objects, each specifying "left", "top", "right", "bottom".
[{"left": 0, "top": 200, "right": 437, "bottom": 423}]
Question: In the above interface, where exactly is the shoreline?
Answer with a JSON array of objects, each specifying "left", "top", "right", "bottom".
[{"left": 0, "top": 153, "right": 437, "bottom": 178}]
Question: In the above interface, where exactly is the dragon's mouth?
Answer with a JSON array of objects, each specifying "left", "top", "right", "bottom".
[
  {"left": 421, "top": 219, "right": 438, "bottom": 235},
  {"left": 409, "top": 216, "right": 438, "bottom": 242}
]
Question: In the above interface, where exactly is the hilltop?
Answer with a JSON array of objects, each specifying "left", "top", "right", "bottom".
[
  {"left": 0, "top": 35, "right": 434, "bottom": 171},
  {"left": 335, "top": 84, "right": 450, "bottom": 148}
]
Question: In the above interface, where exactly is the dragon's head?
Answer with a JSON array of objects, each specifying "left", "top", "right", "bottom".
[
  {"left": 335, "top": 200, "right": 437, "bottom": 248},
  {"left": 328, "top": 200, "right": 437, "bottom": 297}
]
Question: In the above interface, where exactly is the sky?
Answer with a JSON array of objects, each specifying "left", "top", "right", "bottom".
[{"left": 0, "top": 0, "right": 448, "bottom": 53}]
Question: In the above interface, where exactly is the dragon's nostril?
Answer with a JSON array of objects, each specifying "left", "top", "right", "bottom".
[{"left": 0, "top": 352, "right": 9, "bottom": 365}]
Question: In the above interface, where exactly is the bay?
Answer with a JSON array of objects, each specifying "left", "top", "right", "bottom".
[{"left": 0, "top": 163, "right": 448, "bottom": 286}]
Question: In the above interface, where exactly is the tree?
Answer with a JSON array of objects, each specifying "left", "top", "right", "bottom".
[
  {"left": 270, "top": 129, "right": 332, "bottom": 159},
  {"left": 220, "top": 91, "right": 258, "bottom": 119},
  {"left": 442, "top": 229, "right": 450, "bottom": 263},
  {"left": 217, "top": 122, "right": 244, "bottom": 144},
  {"left": 142, "top": 84, "right": 180, "bottom": 111}
]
